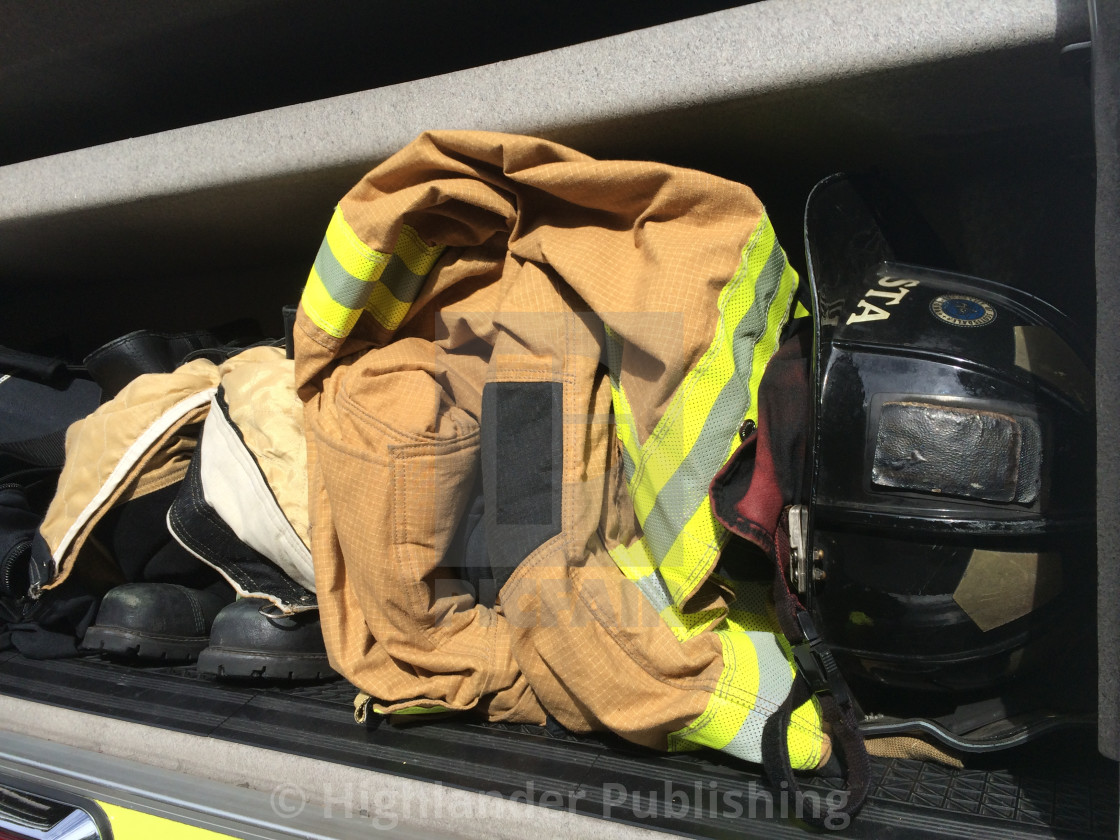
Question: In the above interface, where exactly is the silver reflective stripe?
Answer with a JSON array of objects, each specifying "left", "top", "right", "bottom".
[
  {"left": 720, "top": 630, "right": 795, "bottom": 764},
  {"left": 313, "top": 238, "right": 428, "bottom": 314},
  {"left": 638, "top": 241, "right": 788, "bottom": 565},
  {"left": 379, "top": 253, "right": 428, "bottom": 304},
  {"left": 632, "top": 570, "right": 673, "bottom": 614},
  {"left": 312, "top": 237, "right": 375, "bottom": 310}
]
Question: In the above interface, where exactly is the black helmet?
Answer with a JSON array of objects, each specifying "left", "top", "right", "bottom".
[{"left": 798, "top": 173, "right": 1096, "bottom": 748}]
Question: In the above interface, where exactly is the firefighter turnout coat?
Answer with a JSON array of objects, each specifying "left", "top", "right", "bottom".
[{"left": 294, "top": 130, "right": 829, "bottom": 769}]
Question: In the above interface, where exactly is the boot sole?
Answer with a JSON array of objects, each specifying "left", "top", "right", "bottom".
[
  {"left": 81, "top": 626, "right": 210, "bottom": 662},
  {"left": 196, "top": 646, "right": 336, "bottom": 681}
]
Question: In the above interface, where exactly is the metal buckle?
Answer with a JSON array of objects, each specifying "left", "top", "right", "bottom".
[{"left": 788, "top": 504, "right": 809, "bottom": 594}]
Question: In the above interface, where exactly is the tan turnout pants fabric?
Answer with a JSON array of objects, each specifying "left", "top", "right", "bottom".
[{"left": 38, "top": 346, "right": 303, "bottom": 596}]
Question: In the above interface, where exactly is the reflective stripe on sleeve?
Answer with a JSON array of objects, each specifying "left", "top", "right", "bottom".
[
  {"left": 667, "top": 627, "right": 824, "bottom": 770},
  {"left": 606, "top": 214, "right": 798, "bottom": 608},
  {"left": 300, "top": 207, "right": 444, "bottom": 337},
  {"left": 604, "top": 214, "right": 822, "bottom": 767}
]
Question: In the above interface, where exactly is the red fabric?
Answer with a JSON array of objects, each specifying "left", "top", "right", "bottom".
[{"left": 709, "top": 327, "right": 811, "bottom": 561}]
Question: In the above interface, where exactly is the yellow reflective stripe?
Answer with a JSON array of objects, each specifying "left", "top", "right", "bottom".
[
  {"left": 727, "top": 605, "right": 782, "bottom": 635},
  {"left": 324, "top": 205, "right": 390, "bottom": 281},
  {"left": 618, "top": 216, "right": 798, "bottom": 608},
  {"left": 361, "top": 227, "right": 445, "bottom": 331},
  {"left": 741, "top": 255, "right": 799, "bottom": 446},
  {"left": 667, "top": 629, "right": 825, "bottom": 770},
  {"left": 603, "top": 217, "right": 814, "bottom": 769},
  {"left": 726, "top": 580, "right": 822, "bottom": 769},
  {"left": 366, "top": 281, "right": 414, "bottom": 332},
  {"left": 652, "top": 459, "right": 736, "bottom": 602},
  {"left": 301, "top": 207, "right": 389, "bottom": 337},
  {"left": 788, "top": 694, "right": 826, "bottom": 770},
  {"left": 660, "top": 603, "right": 725, "bottom": 641},
  {"left": 723, "top": 592, "right": 826, "bottom": 768},
  {"left": 629, "top": 218, "right": 780, "bottom": 504},
  {"left": 667, "top": 631, "right": 756, "bottom": 752},
  {"left": 302, "top": 267, "right": 363, "bottom": 338},
  {"left": 610, "top": 542, "right": 722, "bottom": 640},
  {"left": 301, "top": 207, "right": 443, "bottom": 336},
  {"left": 609, "top": 540, "right": 685, "bottom": 624},
  {"left": 607, "top": 540, "right": 655, "bottom": 582},
  {"left": 394, "top": 224, "right": 445, "bottom": 278}
]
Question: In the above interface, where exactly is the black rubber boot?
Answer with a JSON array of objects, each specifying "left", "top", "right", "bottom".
[
  {"left": 196, "top": 598, "right": 336, "bottom": 680},
  {"left": 81, "top": 582, "right": 233, "bottom": 662}
]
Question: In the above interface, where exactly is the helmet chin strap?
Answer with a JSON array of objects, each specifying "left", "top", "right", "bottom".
[{"left": 760, "top": 508, "right": 871, "bottom": 826}]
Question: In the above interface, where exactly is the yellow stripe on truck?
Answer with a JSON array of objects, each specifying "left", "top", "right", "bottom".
[{"left": 96, "top": 800, "right": 240, "bottom": 840}]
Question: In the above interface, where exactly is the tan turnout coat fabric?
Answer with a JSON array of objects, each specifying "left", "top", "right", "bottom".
[{"left": 295, "top": 130, "right": 827, "bottom": 764}]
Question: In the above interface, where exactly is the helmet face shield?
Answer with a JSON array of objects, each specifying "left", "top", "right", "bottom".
[{"left": 800, "top": 174, "right": 1096, "bottom": 711}]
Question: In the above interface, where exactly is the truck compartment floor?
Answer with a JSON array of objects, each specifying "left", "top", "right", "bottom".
[{"left": 0, "top": 650, "right": 1114, "bottom": 839}]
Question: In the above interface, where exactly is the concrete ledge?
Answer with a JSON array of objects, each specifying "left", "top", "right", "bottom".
[{"left": 0, "top": 0, "right": 1088, "bottom": 224}]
